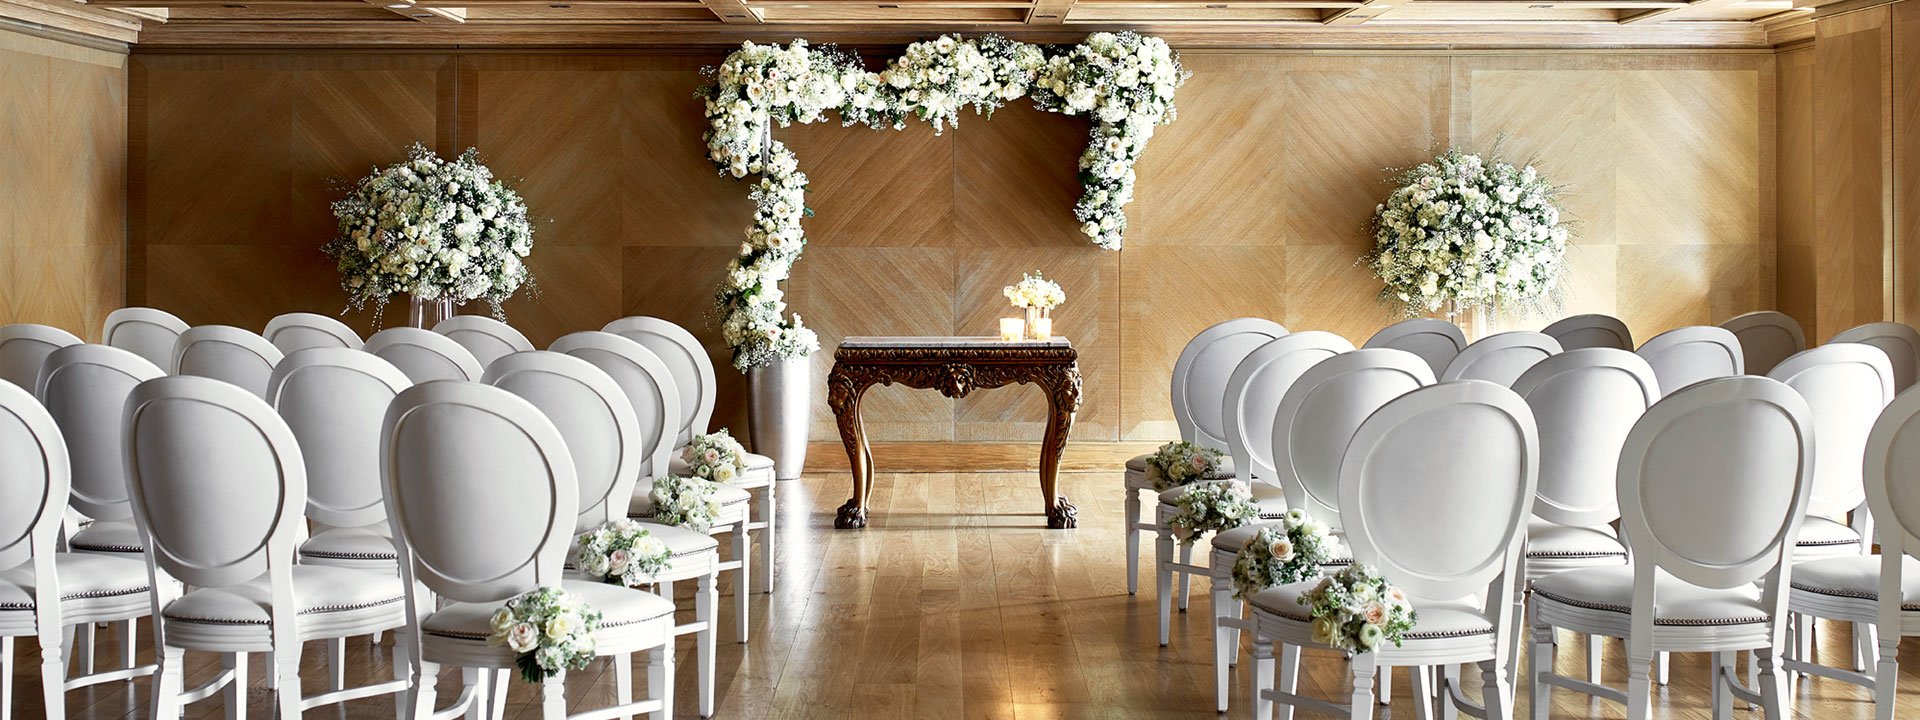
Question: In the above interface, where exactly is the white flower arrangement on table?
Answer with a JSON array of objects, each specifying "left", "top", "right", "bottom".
[
  {"left": 699, "top": 33, "right": 1186, "bottom": 371},
  {"left": 1367, "top": 146, "right": 1568, "bottom": 318},
  {"left": 1003, "top": 271, "right": 1066, "bottom": 311},
  {"left": 683, "top": 429, "right": 749, "bottom": 484},
  {"left": 487, "top": 586, "right": 601, "bottom": 683},
  {"left": 1298, "top": 563, "right": 1418, "bottom": 654},
  {"left": 1146, "top": 440, "right": 1229, "bottom": 492},
  {"left": 573, "top": 519, "right": 674, "bottom": 588},
  {"left": 648, "top": 476, "right": 723, "bottom": 534},
  {"left": 1166, "top": 481, "right": 1260, "bottom": 545},
  {"left": 325, "top": 143, "right": 536, "bottom": 322},
  {"left": 1230, "top": 509, "right": 1342, "bottom": 601}
]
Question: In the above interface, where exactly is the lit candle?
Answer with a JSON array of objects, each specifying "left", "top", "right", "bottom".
[
  {"left": 999, "top": 318, "right": 1025, "bottom": 342},
  {"left": 1028, "top": 317, "right": 1053, "bottom": 340}
]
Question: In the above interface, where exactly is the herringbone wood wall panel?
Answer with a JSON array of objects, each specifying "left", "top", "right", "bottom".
[{"left": 126, "top": 49, "right": 1776, "bottom": 442}]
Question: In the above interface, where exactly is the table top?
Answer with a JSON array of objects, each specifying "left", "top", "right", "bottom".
[{"left": 839, "top": 336, "right": 1072, "bottom": 349}]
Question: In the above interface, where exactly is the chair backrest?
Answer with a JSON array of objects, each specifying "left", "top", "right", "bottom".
[
  {"left": 38, "top": 344, "right": 165, "bottom": 521},
  {"left": 1767, "top": 344, "right": 1895, "bottom": 520},
  {"left": 1511, "top": 348, "right": 1660, "bottom": 528},
  {"left": 434, "top": 315, "right": 535, "bottom": 370},
  {"left": 1830, "top": 321, "right": 1920, "bottom": 391},
  {"left": 1221, "top": 331, "right": 1354, "bottom": 487},
  {"left": 1340, "top": 381, "right": 1539, "bottom": 601},
  {"left": 1441, "top": 331, "right": 1562, "bottom": 386},
  {"left": 266, "top": 348, "right": 412, "bottom": 529},
  {"left": 549, "top": 332, "right": 681, "bottom": 479},
  {"left": 264, "top": 312, "right": 363, "bottom": 354},
  {"left": 174, "top": 325, "right": 284, "bottom": 400},
  {"left": 382, "top": 381, "right": 578, "bottom": 604},
  {"left": 1636, "top": 326, "right": 1743, "bottom": 397},
  {"left": 1541, "top": 313, "right": 1634, "bottom": 351},
  {"left": 485, "top": 351, "right": 641, "bottom": 534},
  {"left": 0, "top": 381, "right": 69, "bottom": 574},
  {"left": 1864, "top": 385, "right": 1920, "bottom": 561},
  {"left": 1362, "top": 318, "right": 1467, "bottom": 378},
  {"left": 1273, "top": 348, "right": 1435, "bottom": 527},
  {"left": 603, "top": 316, "right": 715, "bottom": 448},
  {"left": 0, "top": 323, "right": 83, "bottom": 391},
  {"left": 102, "top": 307, "right": 189, "bottom": 373},
  {"left": 1171, "top": 319, "right": 1287, "bottom": 452},
  {"left": 125, "top": 376, "right": 307, "bottom": 590},
  {"left": 1618, "top": 376, "right": 1813, "bottom": 593},
  {"left": 1720, "top": 310, "right": 1806, "bottom": 377},
  {"left": 363, "top": 327, "right": 486, "bottom": 384}
]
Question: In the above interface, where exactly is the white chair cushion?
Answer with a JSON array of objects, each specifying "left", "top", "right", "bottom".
[
  {"left": 1531, "top": 565, "right": 1768, "bottom": 627},
  {"left": 1249, "top": 580, "right": 1494, "bottom": 641},
  {"left": 1157, "top": 481, "right": 1285, "bottom": 519},
  {"left": 627, "top": 479, "right": 751, "bottom": 524},
  {"left": 1790, "top": 555, "right": 1920, "bottom": 610},
  {"left": 298, "top": 525, "right": 397, "bottom": 563},
  {"left": 1127, "top": 452, "right": 1236, "bottom": 491},
  {"left": 0, "top": 552, "right": 152, "bottom": 610},
  {"left": 1525, "top": 521, "right": 1627, "bottom": 560},
  {"left": 163, "top": 565, "right": 405, "bottom": 627},
  {"left": 1210, "top": 522, "right": 1353, "bottom": 566},
  {"left": 68, "top": 519, "right": 144, "bottom": 554},
  {"left": 635, "top": 522, "right": 720, "bottom": 557},
  {"left": 422, "top": 580, "right": 676, "bottom": 641},
  {"left": 1795, "top": 515, "right": 1863, "bottom": 549}
]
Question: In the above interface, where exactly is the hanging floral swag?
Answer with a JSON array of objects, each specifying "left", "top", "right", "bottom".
[{"left": 699, "top": 32, "right": 1189, "bottom": 371}]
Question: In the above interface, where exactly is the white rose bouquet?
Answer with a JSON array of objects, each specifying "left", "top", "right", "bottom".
[
  {"left": 1298, "top": 563, "right": 1418, "bottom": 654},
  {"left": 683, "top": 429, "right": 749, "bottom": 483},
  {"left": 573, "top": 519, "right": 674, "bottom": 588},
  {"left": 487, "top": 586, "right": 601, "bottom": 683},
  {"left": 1003, "top": 271, "right": 1066, "bottom": 310},
  {"left": 648, "top": 476, "right": 723, "bottom": 534},
  {"left": 1230, "top": 509, "right": 1341, "bottom": 601},
  {"left": 326, "top": 143, "right": 535, "bottom": 321},
  {"left": 1146, "top": 440, "right": 1228, "bottom": 492},
  {"left": 1166, "top": 481, "right": 1260, "bottom": 545}
]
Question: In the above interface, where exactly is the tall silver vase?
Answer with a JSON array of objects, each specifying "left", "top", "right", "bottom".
[
  {"left": 747, "top": 354, "right": 811, "bottom": 481},
  {"left": 408, "top": 293, "right": 456, "bottom": 329}
]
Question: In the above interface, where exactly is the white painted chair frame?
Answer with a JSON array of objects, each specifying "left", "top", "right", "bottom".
[
  {"left": 434, "top": 315, "right": 535, "bottom": 369},
  {"left": 1541, "top": 313, "right": 1634, "bottom": 352},
  {"left": 173, "top": 325, "right": 285, "bottom": 401},
  {"left": 1721, "top": 310, "right": 1806, "bottom": 377},
  {"left": 0, "top": 324, "right": 82, "bottom": 392},
  {"left": 1636, "top": 325, "right": 1744, "bottom": 398},
  {"left": 101, "top": 307, "right": 188, "bottom": 373},
  {"left": 264, "top": 312, "right": 363, "bottom": 354},
  {"left": 1441, "top": 331, "right": 1562, "bottom": 387},
  {"left": 1362, "top": 318, "right": 1467, "bottom": 378},
  {"left": 363, "top": 326, "right": 486, "bottom": 384},
  {"left": 1831, "top": 321, "right": 1920, "bottom": 391}
]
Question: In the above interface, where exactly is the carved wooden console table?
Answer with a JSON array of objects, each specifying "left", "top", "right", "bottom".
[{"left": 827, "top": 337, "right": 1083, "bottom": 529}]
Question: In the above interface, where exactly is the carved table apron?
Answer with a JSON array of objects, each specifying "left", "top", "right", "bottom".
[{"left": 827, "top": 337, "right": 1083, "bottom": 529}]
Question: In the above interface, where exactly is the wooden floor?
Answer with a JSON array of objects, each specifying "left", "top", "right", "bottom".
[{"left": 9, "top": 464, "right": 1919, "bottom": 718}]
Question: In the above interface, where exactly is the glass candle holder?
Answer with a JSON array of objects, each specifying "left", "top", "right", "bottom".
[
  {"left": 999, "top": 318, "right": 1025, "bottom": 342},
  {"left": 1027, "top": 316, "right": 1053, "bottom": 340}
]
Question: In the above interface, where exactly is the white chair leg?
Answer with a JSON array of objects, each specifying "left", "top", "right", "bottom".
[
  {"left": 1710, "top": 651, "right": 1734, "bottom": 720},
  {"left": 1213, "top": 585, "right": 1232, "bottom": 713},
  {"left": 1155, "top": 529, "right": 1174, "bottom": 646},
  {"left": 1655, "top": 651, "right": 1669, "bottom": 686},
  {"left": 463, "top": 668, "right": 489, "bottom": 720},
  {"left": 73, "top": 623, "right": 93, "bottom": 676},
  {"left": 1479, "top": 658, "right": 1514, "bottom": 720},
  {"left": 1379, "top": 669, "right": 1391, "bottom": 706},
  {"left": 1440, "top": 665, "right": 1460, "bottom": 720},
  {"left": 1875, "top": 631, "right": 1900, "bottom": 720},
  {"left": 119, "top": 620, "right": 137, "bottom": 670},
  {"left": 410, "top": 659, "right": 440, "bottom": 720},
  {"left": 275, "top": 644, "right": 302, "bottom": 720},
  {"left": 649, "top": 642, "right": 674, "bottom": 720},
  {"left": 540, "top": 674, "right": 567, "bottom": 720},
  {"left": 734, "top": 529, "right": 751, "bottom": 644},
  {"left": 5, "top": 636, "right": 19, "bottom": 720},
  {"left": 1349, "top": 653, "right": 1378, "bottom": 720},
  {"left": 1854, "top": 622, "right": 1877, "bottom": 673},
  {"left": 224, "top": 652, "right": 248, "bottom": 720},
  {"left": 1626, "top": 651, "right": 1654, "bottom": 720},
  {"left": 699, "top": 572, "right": 717, "bottom": 718},
  {"left": 1756, "top": 646, "right": 1787, "bottom": 718},
  {"left": 487, "top": 670, "right": 510, "bottom": 720},
  {"left": 1249, "top": 638, "right": 1274, "bottom": 720},
  {"left": 391, "top": 637, "right": 411, "bottom": 720},
  {"left": 1276, "top": 642, "right": 1299, "bottom": 720},
  {"left": 1585, "top": 634, "right": 1603, "bottom": 683},
  {"left": 1176, "top": 542, "right": 1193, "bottom": 612},
  {"left": 1528, "top": 622, "right": 1554, "bottom": 719},
  {"left": 1125, "top": 488, "right": 1141, "bottom": 595},
  {"left": 153, "top": 645, "right": 186, "bottom": 720},
  {"left": 263, "top": 651, "right": 277, "bottom": 689},
  {"left": 757, "top": 484, "right": 776, "bottom": 594},
  {"left": 1410, "top": 666, "right": 1436, "bottom": 720},
  {"left": 614, "top": 652, "right": 635, "bottom": 720},
  {"left": 327, "top": 636, "right": 346, "bottom": 691}
]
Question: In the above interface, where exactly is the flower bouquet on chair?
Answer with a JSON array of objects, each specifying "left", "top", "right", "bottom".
[
  {"left": 487, "top": 586, "right": 601, "bottom": 683},
  {"left": 1165, "top": 481, "right": 1259, "bottom": 545},
  {"left": 1230, "top": 509, "right": 1341, "bottom": 601},
  {"left": 1145, "top": 440, "right": 1228, "bottom": 492},
  {"left": 1299, "top": 563, "right": 1417, "bottom": 653},
  {"left": 683, "top": 429, "right": 750, "bottom": 483},
  {"left": 573, "top": 519, "right": 674, "bottom": 588},
  {"left": 648, "top": 476, "right": 723, "bottom": 533}
]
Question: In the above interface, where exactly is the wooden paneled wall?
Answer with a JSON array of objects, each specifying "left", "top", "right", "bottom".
[
  {"left": 127, "top": 48, "right": 1776, "bottom": 442},
  {"left": 0, "top": 28, "right": 126, "bottom": 340}
]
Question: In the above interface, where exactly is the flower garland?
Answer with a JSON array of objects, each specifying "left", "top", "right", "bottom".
[
  {"left": 1299, "top": 563, "right": 1418, "bottom": 653},
  {"left": 1004, "top": 271, "right": 1066, "bottom": 310},
  {"left": 1230, "top": 509, "right": 1342, "bottom": 601},
  {"left": 1147, "top": 440, "right": 1228, "bottom": 492},
  {"left": 487, "top": 586, "right": 600, "bottom": 683},
  {"left": 647, "top": 476, "right": 723, "bottom": 533},
  {"left": 682, "top": 430, "right": 749, "bottom": 483},
  {"left": 1367, "top": 147, "right": 1568, "bottom": 317},
  {"left": 700, "top": 32, "right": 1187, "bottom": 370},
  {"left": 325, "top": 142, "right": 536, "bottom": 321},
  {"left": 1166, "top": 481, "right": 1260, "bottom": 544},
  {"left": 573, "top": 519, "right": 674, "bottom": 587}
]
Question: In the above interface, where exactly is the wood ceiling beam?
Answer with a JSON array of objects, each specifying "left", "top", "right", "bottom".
[
  {"left": 697, "top": 0, "right": 758, "bottom": 22},
  {"left": 1320, "top": 0, "right": 1396, "bottom": 25},
  {"left": 363, "top": 0, "right": 467, "bottom": 22},
  {"left": 1026, "top": 0, "right": 1073, "bottom": 23},
  {"left": 1616, "top": 0, "right": 1742, "bottom": 22},
  {"left": 0, "top": 0, "right": 140, "bottom": 40}
]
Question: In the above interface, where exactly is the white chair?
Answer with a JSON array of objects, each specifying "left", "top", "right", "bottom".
[
  {"left": 364, "top": 326, "right": 485, "bottom": 383},
  {"left": 0, "top": 381, "right": 155, "bottom": 720},
  {"left": 1636, "top": 325, "right": 1743, "bottom": 397},
  {"left": 1831, "top": 321, "right": 1920, "bottom": 391},
  {"left": 1542, "top": 313, "right": 1634, "bottom": 351},
  {"left": 0, "top": 324, "right": 82, "bottom": 391},
  {"left": 173, "top": 325, "right": 284, "bottom": 400},
  {"left": 37, "top": 345, "right": 165, "bottom": 558},
  {"left": 434, "top": 315, "right": 535, "bottom": 368},
  {"left": 264, "top": 312, "right": 363, "bottom": 354},
  {"left": 1362, "top": 317, "right": 1466, "bottom": 378},
  {"left": 268, "top": 347, "right": 413, "bottom": 573},
  {"left": 126, "top": 375, "right": 411, "bottom": 719},
  {"left": 1124, "top": 319, "right": 1284, "bottom": 596},
  {"left": 1249, "top": 380, "right": 1539, "bottom": 720},
  {"left": 101, "top": 307, "right": 188, "bottom": 373},
  {"left": 1441, "top": 331, "right": 1562, "bottom": 386},
  {"left": 607, "top": 316, "right": 780, "bottom": 595},
  {"left": 1721, "top": 310, "right": 1806, "bottom": 377},
  {"left": 381, "top": 381, "right": 676, "bottom": 720},
  {"left": 486, "top": 351, "right": 723, "bottom": 718},
  {"left": 1529, "top": 375, "right": 1814, "bottom": 720}
]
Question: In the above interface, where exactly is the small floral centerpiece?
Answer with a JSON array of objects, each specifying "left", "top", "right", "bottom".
[
  {"left": 1230, "top": 509, "right": 1342, "bottom": 601},
  {"left": 487, "top": 586, "right": 601, "bottom": 683},
  {"left": 648, "top": 476, "right": 723, "bottom": 534},
  {"left": 573, "top": 519, "right": 674, "bottom": 587},
  {"left": 1298, "top": 563, "right": 1418, "bottom": 653},
  {"left": 1166, "top": 481, "right": 1260, "bottom": 544},
  {"left": 1003, "top": 271, "right": 1066, "bottom": 311},
  {"left": 683, "top": 430, "right": 750, "bottom": 483},
  {"left": 1146, "top": 440, "right": 1229, "bottom": 492}
]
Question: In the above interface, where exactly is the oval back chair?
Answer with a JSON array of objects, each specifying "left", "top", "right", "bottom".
[
  {"left": 0, "top": 324, "right": 83, "bottom": 392},
  {"left": 1272, "top": 348, "right": 1435, "bottom": 528},
  {"left": 1511, "top": 348, "right": 1660, "bottom": 529},
  {"left": 173, "top": 325, "right": 284, "bottom": 400},
  {"left": 485, "top": 351, "right": 642, "bottom": 533},
  {"left": 1174, "top": 318, "right": 1287, "bottom": 452},
  {"left": 1721, "top": 311, "right": 1806, "bottom": 377},
  {"left": 38, "top": 344, "right": 165, "bottom": 524},
  {"left": 266, "top": 348, "right": 413, "bottom": 531},
  {"left": 1636, "top": 326, "right": 1743, "bottom": 398},
  {"left": 1767, "top": 344, "right": 1895, "bottom": 527},
  {"left": 1831, "top": 322, "right": 1920, "bottom": 392},
  {"left": 549, "top": 331, "right": 682, "bottom": 480},
  {"left": 433, "top": 315, "right": 535, "bottom": 370},
  {"left": 1542, "top": 313, "right": 1634, "bottom": 351},
  {"left": 363, "top": 327, "right": 485, "bottom": 384},
  {"left": 1442, "top": 331, "right": 1562, "bottom": 386},
  {"left": 603, "top": 316, "right": 716, "bottom": 449},
  {"left": 1221, "top": 331, "right": 1353, "bottom": 488},
  {"left": 1363, "top": 318, "right": 1467, "bottom": 378},
  {"left": 264, "top": 312, "right": 362, "bottom": 355},
  {"left": 102, "top": 308, "right": 189, "bottom": 373}
]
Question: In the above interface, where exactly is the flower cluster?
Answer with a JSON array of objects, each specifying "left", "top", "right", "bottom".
[
  {"left": 487, "top": 586, "right": 601, "bottom": 683},
  {"left": 1003, "top": 271, "right": 1066, "bottom": 310},
  {"left": 1147, "top": 440, "right": 1228, "bottom": 492},
  {"left": 647, "top": 476, "right": 723, "bottom": 534},
  {"left": 698, "top": 33, "right": 1185, "bottom": 369},
  {"left": 325, "top": 143, "right": 535, "bottom": 321},
  {"left": 683, "top": 429, "right": 749, "bottom": 483},
  {"left": 1367, "top": 148, "right": 1568, "bottom": 317},
  {"left": 573, "top": 519, "right": 673, "bottom": 588},
  {"left": 1298, "top": 563, "right": 1418, "bottom": 654},
  {"left": 1166, "top": 481, "right": 1260, "bottom": 545},
  {"left": 1230, "top": 509, "right": 1341, "bottom": 601}
]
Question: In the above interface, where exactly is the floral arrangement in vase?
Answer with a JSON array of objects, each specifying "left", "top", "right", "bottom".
[
  {"left": 1146, "top": 440, "right": 1228, "bottom": 492},
  {"left": 683, "top": 430, "right": 750, "bottom": 483},
  {"left": 1230, "top": 509, "right": 1342, "bottom": 601},
  {"left": 1366, "top": 146, "right": 1568, "bottom": 319},
  {"left": 487, "top": 586, "right": 601, "bottom": 683},
  {"left": 648, "top": 476, "right": 723, "bottom": 533},
  {"left": 325, "top": 142, "right": 536, "bottom": 322},
  {"left": 1165, "top": 481, "right": 1260, "bottom": 544},
  {"left": 573, "top": 519, "right": 674, "bottom": 588},
  {"left": 1298, "top": 563, "right": 1418, "bottom": 653}
]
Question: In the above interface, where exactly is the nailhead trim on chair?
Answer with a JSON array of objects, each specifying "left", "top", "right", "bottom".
[
  {"left": 1532, "top": 589, "right": 1769, "bottom": 627},
  {"left": 0, "top": 586, "right": 151, "bottom": 610},
  {"left": 300, "top": 550, "right": 399, "bottom": 561},
  {"left": 1250, "top": 605, "right": 1494, "bottom": 640},
  {"left": 167, "top": 596, "right": 405, "bottom": 626},
  {"left": 1789, "top": 581, "right": 1920, "bottom": 611},
  {"left": 1525, "top": 550, "right": 1628, "bottom": 559},
  {"left": 69, "top": 542, "right": 144, "bottom": 553},
  {"left": 423, "top": 607, "right": 676, "bottom": 640},
  {"left": 1795, "top": 539, "right": 1862, "bottom": 547}
]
